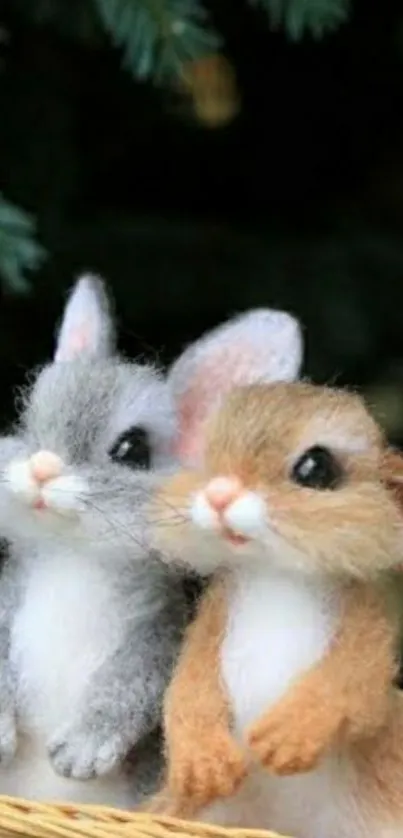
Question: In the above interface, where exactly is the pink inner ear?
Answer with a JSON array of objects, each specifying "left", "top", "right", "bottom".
[
  {"left": 173, "top": 428, "right": 205, "bottom": 463},
  {"left": 174, "top": 346, "right": 257, "bottom": 464},
  {"left": 70, "top": 328, "right": 89, "bottom": 353},
  {"left": 60, "top": 324, "right": 91, "bottom": 360},
  {"left": 172, "top": 381, "right": 208, "bottom": 463}
]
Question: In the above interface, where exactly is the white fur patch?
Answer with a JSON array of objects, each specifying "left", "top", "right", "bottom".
[
  {"left": 191, "top": 489, "right": 266, "bottom": 540},
  {"left": 1, "top": 546, "right": 158, "bottom": 805},
  {"left": 42, "top": 474, "right": 89, "bottom": 516},
  {"left": 224, "top": 492, "right": 266, "bottom": 537},
  {"left": 5, "top": 457, "right": 88, "bottom": 517},
  {"left": 10, "top": 552, "right": 122, "bottom": 736},
  {"left": 222, "top": 565, "right": 337, "bottom": 731},
  {"left": 191, "top": 491, "right": 220, "bottom": 530},
  {"left": 6, "top": 459, "right": 39, "bottom": 504},
  {"left": 210, "top": 566, "right": 380, "bottom": 838}
]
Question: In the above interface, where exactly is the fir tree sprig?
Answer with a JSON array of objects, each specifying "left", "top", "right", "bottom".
[
  {"left": 94, "top": 0, "right": 350, "bottom": 85},
  {"left": 259, "top": 0, "right": 351, "bottom": 40},
  {"left": 0, "top": 0, "right": 351, "bottom": 291},
  {"left": 0, "top": 195, "right": 47, "bottom": 293},
  {"left": 93, "top": 0, "right": 221, "bottom": 82}
]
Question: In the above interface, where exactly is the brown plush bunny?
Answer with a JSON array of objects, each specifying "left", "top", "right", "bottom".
[{"left": 146, "top": 374, "right": 403, "bottom": 838}]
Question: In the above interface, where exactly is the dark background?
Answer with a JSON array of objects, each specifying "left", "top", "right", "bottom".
[{"left": 1, "top": 0, "right": 403, "bottom": 441}]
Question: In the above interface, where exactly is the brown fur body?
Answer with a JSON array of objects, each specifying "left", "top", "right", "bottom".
[{"left": 147, "top": 383, "right": 403, "bottom": 838}]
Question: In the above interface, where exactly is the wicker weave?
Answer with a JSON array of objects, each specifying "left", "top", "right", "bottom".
[{"left": 0, "top": 798, "right": 289, "bottom": 838}]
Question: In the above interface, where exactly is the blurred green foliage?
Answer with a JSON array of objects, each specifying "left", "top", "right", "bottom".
[
  {"left": 0, "top": 195, "right": 47, "bottom": 293},
  {"left": 94, "top": 0, "right": 221, "bottom": 82},
  {"left": 257, "top": 0, "right": 350, "bottom": 40},
  {"left": 0, "top": 0, "right": 352, "bottom": 292}
]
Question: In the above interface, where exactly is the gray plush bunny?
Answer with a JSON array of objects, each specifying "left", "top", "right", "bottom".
[{"left": 0, "top": 275, "right": 187, "bottom": 806}]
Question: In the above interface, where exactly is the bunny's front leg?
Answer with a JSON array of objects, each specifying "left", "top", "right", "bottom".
[
  {"left": 48, "top": 605, "right": 183, "bottom": 781},
  {"left": 149, "top": 578, "right": 247, "bottom": 818},
  {"left": 248, "top": 582, "right": 397, "bottom": 775}
]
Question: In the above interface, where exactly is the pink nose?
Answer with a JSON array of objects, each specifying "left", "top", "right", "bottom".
[
  {"left": 205, "top": 476, "right": 243, "bottom": 512},
  {"left": 30, "top": 451, "right": 63, "bottom": 484}
]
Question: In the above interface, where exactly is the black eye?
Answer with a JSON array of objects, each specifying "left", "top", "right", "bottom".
[
  {"left": 291, "top": 445, "right": 343, "bottom": 490},
  {"left": 109, "top": 427, "right": 151, "bottom": 469}
]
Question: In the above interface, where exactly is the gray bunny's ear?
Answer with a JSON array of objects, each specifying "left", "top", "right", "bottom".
[
  {"left": 169, "top": 308, "right": 303, "bottom": 464},
  {"left": 54, "top": 274, "right": 115, "bottom": 362}
]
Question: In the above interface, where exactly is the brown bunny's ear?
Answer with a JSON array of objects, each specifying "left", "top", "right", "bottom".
[
  {"left": 382, "top": 449, "right": 403, "bottom": 509},
  {"left": 169, "top": 308, "right": 303, "bottom": 465}
]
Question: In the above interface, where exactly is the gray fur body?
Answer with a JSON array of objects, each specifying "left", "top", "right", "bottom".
[{"left": 0, "top": 278, "right": 187, "bottom": 806}]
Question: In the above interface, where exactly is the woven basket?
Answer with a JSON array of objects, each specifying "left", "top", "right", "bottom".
[{"left": 0, "top": 798, "right": 288, "bottom": 838}]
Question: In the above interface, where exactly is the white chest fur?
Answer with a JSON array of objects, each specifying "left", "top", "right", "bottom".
[
  {"left": 10, "top": 550, "right": 123, "bottom": 736},
  {"left": 221, "top": 565, "right": 340, "bottom": 734},
  {"left": 203, "top": 568, "right": 386, "bottom": 838}
]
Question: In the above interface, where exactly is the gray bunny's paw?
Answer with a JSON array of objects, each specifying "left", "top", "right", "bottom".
[
  {"left": 48, "top": 727, "right": 128, "bottom": 780},
  {"left": 0, "top": 711, "right": 17, "bottom": 764}
]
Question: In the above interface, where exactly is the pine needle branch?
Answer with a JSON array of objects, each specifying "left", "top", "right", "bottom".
[
  {"left": 0, "top": 195, "right": 47, "bottom": 293},
  {"left": 257, "top": 0, "right": 351, "bottom": 39},
  {"left": 93, "top": 0, "right": 221, "bottom": 83}
]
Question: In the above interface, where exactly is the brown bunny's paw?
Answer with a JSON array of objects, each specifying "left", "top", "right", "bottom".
[
  {"left": 167, "top": 731, "right": 247, "bottom": 812},
  {"left": 248, "top": 689, "right": 345, "bottom": 776},
  {"left": 145, "top": 789, "right": 198, "bottom": 820},
  {"left": 143, "top": 788, "right": 192, "bottom": 818}
]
